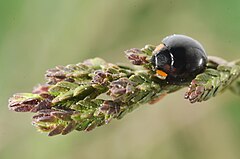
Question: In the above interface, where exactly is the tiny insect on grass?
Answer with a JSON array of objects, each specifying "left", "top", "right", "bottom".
[{"left": 8, "top": 35, "right": 240, "bottom": 136}]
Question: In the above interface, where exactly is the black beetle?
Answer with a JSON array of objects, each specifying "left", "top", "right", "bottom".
[{"left": 151, "top": 34, "right": 208, "bottom": 84}]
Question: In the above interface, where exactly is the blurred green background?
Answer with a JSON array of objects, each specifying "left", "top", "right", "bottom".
[{"left": 0, "top": 0, "right": 240, "bottom": 159}]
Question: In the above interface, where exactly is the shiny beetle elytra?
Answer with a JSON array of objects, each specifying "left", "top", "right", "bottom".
[{"left": 151, "top": 34, "right": 208, "bottom": 84}]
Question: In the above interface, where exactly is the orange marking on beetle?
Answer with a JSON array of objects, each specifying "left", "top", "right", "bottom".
[
  {"left": 156, "top": 70, "right": 168, "bottom": 77},
  {"left": 153, "top": 44, "right": 165, "bottom": 54}
]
